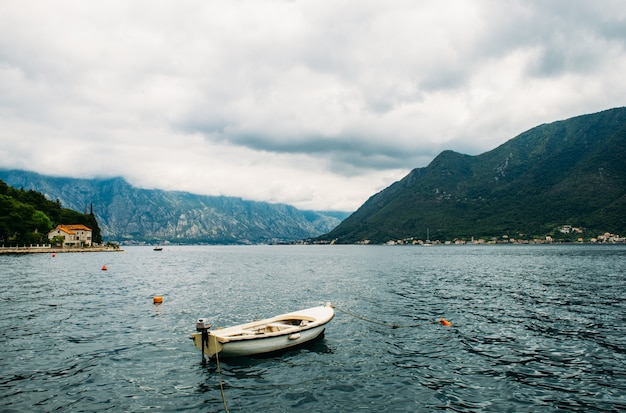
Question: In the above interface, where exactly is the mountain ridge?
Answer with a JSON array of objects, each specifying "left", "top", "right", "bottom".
[
  {"left": 321, "top": 107, "right": 626, "bottom": 243},
  {"left": 0, "top": 170, "right": 348, "bottom": 244}
]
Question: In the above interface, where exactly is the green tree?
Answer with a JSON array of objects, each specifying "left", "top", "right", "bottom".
[
  {"left": 31, "top": 210, "right": 53, "bottom": 234},
  {"left": 0, "top": 179, "right": 102, "bottom": 245},
  {"left": 50, "top": 235, "right": 65, "bottom": 247}
]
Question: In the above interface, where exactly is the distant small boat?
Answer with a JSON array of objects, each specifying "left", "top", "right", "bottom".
[
  {"left": 190, "top": 303, "right": 334, "bottom": 359},
  {"left": 423, "top": 228, "right": 432, "bottom": 246},
  {"left": 153, "top": 246, "right": 163, "bottom": 251}
]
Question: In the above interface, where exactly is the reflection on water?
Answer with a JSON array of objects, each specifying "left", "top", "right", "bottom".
[{"left": 1, "top": 245, "right": 625, "bottom": 412}]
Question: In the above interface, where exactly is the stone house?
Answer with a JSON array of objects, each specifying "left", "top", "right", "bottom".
[{"left": 48, "top": 224, "right": 92, "bottom": 247}]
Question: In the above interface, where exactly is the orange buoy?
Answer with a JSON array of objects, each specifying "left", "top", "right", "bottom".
[
  {"left": 439, "top": 318, "right": 452, "bottom": 327},
  {"left": 52, "top": 253, "right": 56, "bottom": 257},
  {"left": 101, "top": 265, "right": 107, "bottom": 271},
  {"left": 153, "top": 296, "right": 163, "bottom": 304}
]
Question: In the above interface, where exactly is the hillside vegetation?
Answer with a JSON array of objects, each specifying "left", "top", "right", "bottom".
[
  {"left": 0, "top": 180, "right": 101, "bottom": 245},
  {"left": 0, "top": 172, "right": 347, "bottom": 244},
  {"left": 321, "top": 107, "right": 626, "bottom": 244}
]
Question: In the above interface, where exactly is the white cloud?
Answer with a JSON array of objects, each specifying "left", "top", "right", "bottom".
[{"left": 0, "top": 0, "right": 624, "bottom": 211}]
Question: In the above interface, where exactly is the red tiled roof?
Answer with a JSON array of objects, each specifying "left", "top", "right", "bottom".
[
  {"left": 52, "top": 224, "right": 92, "bottom": 235},
  {"left": 62, "top": 224, "right": 91, "bottom": 231}
]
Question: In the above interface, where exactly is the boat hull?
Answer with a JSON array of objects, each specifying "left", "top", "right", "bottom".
[
  {"left": 191, "top": 304, "right": 333, "bottom": 358},
  {"left": 213, "top": 324, "right": 326, "bottom": 357}
]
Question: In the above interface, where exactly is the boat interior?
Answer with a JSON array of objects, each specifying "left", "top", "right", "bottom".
[{"left": 218, "top": 317, "right": 314, "bottom": 338}]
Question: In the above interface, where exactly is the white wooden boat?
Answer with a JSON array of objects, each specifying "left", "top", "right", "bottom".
[{"left": 191, "top": 303, "right": 334, "bottom": 359}]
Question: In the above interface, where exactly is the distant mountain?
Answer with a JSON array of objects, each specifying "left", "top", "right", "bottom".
[
  {"left": 0, "top": 171, "right": 348, "bottom": 244},
  {"left": 321, "top": 107, "right": 626, "bottom": 244}
]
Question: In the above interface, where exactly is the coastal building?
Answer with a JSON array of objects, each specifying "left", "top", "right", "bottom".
[{"left": 48, "top": 224, "right": 92, "bottom": 247}]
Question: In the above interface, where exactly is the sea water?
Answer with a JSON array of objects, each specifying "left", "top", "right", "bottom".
[{"left": 1, "top": 244, "right": 625, "bottom": 412}]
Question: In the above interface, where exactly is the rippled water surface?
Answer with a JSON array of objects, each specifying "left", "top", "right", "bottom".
[{"left": 1, "top": 245, "right": 625, "bottom": 412}]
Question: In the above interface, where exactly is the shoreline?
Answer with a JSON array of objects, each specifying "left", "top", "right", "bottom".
[{"left": 0, "top": 246, "right": 124, "bottom": 255}]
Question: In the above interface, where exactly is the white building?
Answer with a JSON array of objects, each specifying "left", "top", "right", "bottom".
[{"left": 48, "top": 224, "right": 92, "bottom": 247}]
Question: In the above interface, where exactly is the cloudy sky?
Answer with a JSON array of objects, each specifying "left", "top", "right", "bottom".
[{"left": 1, "top": 1, "right": 625, "bottom": 211}]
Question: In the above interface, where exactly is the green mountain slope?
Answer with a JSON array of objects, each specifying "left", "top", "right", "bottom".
[
  {"left": 321, "top": 107, "right": 626, "bottom": 243},
  {"left": 0, "top": 180, "right": 101, "bottom": 245}
]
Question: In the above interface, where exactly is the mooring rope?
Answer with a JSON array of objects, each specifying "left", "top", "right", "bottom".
[
  {"left": 331, "top": 305, "right": 446, "bottom": 329},
  {"left": 205, "top": 305, "right": 447, "bottom": 413},
  {"left": 213, "top": 335, "right": 230, "bottom": 413}
]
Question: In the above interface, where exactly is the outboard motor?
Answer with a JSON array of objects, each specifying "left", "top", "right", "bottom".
[
  {"left": 196, "top": 318, "right": 212, "bottom": 365},
  {"left": 196, "top": 318, "right": 212, "bottom": 332}
]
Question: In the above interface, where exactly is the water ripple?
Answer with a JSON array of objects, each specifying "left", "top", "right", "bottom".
[{"left": 1, "top": 245, "right": 625, "bottom": 411}]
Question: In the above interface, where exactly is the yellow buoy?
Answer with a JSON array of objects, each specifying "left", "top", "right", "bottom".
[{"left": 153, "top": 296, "right": 163, "bottom": 304}]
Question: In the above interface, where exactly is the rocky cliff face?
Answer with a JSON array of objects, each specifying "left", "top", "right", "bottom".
[{"left": 0, "top": 171, "right": 346, "bottom": 244}]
